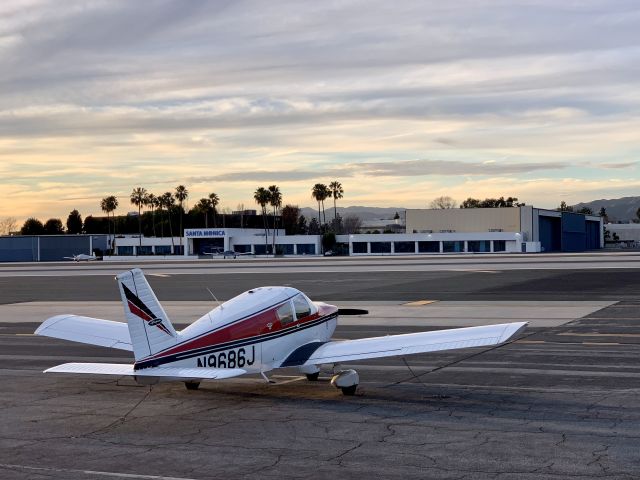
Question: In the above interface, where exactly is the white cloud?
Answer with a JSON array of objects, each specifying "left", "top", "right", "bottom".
[{"left": 0, "top": 0, "right": 639, "bottom": 222}]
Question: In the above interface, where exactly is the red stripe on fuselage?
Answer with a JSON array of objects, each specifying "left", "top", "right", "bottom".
[{"left": 147, "top": 303, "right": 337, "bottom": 361}]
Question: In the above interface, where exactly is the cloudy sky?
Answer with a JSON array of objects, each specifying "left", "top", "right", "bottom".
[{"left": 1, "top": 0, "right": 639, "bottom": 221}]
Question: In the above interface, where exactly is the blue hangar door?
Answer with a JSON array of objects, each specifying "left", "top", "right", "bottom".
[
  {"left": 585, "top": 220, "right": 601, "bottom": 249},
  {"left": 561, "top": 212, "right": 586, "bottom": 252},
  {"left": 538, "top": 215, "right": 561, "bottom": 252}
]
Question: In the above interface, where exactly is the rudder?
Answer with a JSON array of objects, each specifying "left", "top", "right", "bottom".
[{"left": 116, "top": 268, "right": 177, "bottom": 361}]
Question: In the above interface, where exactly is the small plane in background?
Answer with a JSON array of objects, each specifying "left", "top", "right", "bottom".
[
  {"left": 203, "top": 249, "right": 254, "bottom": 259},
  {"left": 36, "top": 268, "right": 527, "bottom": 395},
  {"left": 63, "top": 253, "right": 98, "bottom": 262}
]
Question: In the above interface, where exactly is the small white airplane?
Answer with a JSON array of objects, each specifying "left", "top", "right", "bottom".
[
  {"left": 35, "top": 268, "right": 527, "bottom": 395},
  {"left": 203, "top": 249, "right": 253, "bottom": 259},
  {"left": 64, "top": 253, "right": 98, "bottom": 262}
]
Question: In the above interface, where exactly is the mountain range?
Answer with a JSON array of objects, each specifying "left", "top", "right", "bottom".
[
  {"left": 298, "top": 196, "right": 640, "bottom": 224},
  {"left": 572, "top": 196, "right": 640, "bottom": 222},
  {"left": 300, "top": 206, "right": 404, "bottom": 222}
]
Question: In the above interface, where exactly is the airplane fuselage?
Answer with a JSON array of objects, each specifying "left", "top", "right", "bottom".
[{"left": 132, "top": 287, "right": 338, "bottom": 375}]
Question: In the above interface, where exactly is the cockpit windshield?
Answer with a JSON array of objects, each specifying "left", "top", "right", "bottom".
[
  {"left": 277, "top": 302, "right": 294, "bottom": 326},
  {"left": 293, "top": 293, "right": 314, "bottom": 320}
]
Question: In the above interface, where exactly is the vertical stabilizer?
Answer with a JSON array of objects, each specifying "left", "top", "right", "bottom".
[{"left": 116, "top": 269, "right": 177, "bottom": 361}]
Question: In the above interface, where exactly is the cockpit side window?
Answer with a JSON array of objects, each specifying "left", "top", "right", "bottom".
[
  {"left": 293, "top": 294, "right": 312, "bottom": 320},
  {"left": 277, "top": 301, "right": 294, "bottom": 326}
]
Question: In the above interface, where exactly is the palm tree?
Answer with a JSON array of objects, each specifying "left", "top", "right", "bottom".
[
  {"left": 254, "top": 187, "right": 271, "bottom": 252},
  {"left": 329, "top": 181, "right": 344, "bottom": 223},
  {"left": 107, "top": 196, "right": 118, "bottom": 248},
  {"left": 321, "top": 184, "right": 330, "bottom": 225},
  {"left": 153, "top": 194, "right": 164, "bottom": 237},
  {"left": 175, "top": 185, "right": 189, "bottom": 249},
  {"left": 161, "top": 192, "right": 175, "bottom": 250},
  {"left": 268, "top": 185, "right": 282, "bottom": 255},
  {"left": 101, "top": 195, "right": 118, "bottom": 254},
  {"left": 209, "top": 192, "right": 220, "bottom": 228},
  {"left": 100, "top": 197, "right": 110, "bottom": 251},
  {"left": 145, "top": 193, "right": 157, "bottom": 237},
  {"left": 195, "top": 198, "right": 211, "bottom": 227},
  {"left": 130, "top": 187, "right": 147, "bottom": 251},
  {"left": 312, "top": 183, "right": 330, "bottom": 227},
  {"left": 311, "top": 183, "right": 327, "bottom": 226}
]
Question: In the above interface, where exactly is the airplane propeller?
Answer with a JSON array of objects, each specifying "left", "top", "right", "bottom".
[{"left": 337, "top": 308, "right": 369, "bottom": 316}]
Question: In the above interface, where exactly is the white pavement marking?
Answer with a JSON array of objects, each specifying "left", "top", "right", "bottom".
[
  {"left": 0, "top": 463, "right": 200, "bottom": 480},
  {"left": 1, "top": 252, "right": 640, "bottom": 276},
  {"left": 1, "top": 300, "right": 614, "bottom": 328}
]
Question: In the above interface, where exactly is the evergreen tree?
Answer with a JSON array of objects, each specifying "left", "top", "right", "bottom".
[
  {"left": 66, "top": 209, "right": 83, "bottom": 234},
  {"left": 21, "top": 218, "right": 45, "bottom": 235},
  {"left": 43, "top": 218, "right": 64, "bottom": 234}
]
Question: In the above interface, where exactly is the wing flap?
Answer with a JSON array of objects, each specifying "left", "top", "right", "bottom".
[
  {"left": 44, "top": 362, "right": 246, "bottom": 380},
  {"left": 35, "top": 315, "right": 132, "bottom": 351},
  {"left": 302, "top": 322, "right": 527, "bottom": 365}
]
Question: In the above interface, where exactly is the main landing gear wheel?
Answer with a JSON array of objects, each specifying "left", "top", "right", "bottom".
[
  {"left": 331, "top": 369, "right": 359, "bottom": 396},
  {"left": 185, "top": 381, "right": 200, "bottom": 390},
  {"left": 306, "top": 372, "right": 320, "bottom": 381}
]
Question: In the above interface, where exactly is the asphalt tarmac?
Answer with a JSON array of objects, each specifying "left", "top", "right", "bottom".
[{"left": 1, "top": 254, "right": 640, "bottom": 479}]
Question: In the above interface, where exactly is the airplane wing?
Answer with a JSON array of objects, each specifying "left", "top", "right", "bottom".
[
  {"left": 35, "top": 315, "right": 132, "bottom": 351},
  {"left": 44, "top": 362, "right": 246, "bottom": 380},
  {"left": 282, "top": 322, "right": 527, "bottom": 367}
]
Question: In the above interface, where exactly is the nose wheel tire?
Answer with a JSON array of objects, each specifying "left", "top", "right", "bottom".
[
  {"left": 341, "top": 385, "right": 357, "bottom": 396},
  {"left": 185, "top": 381, "right": 201, "bottom": 390},
  {"left": 306, "top": 372, "right": 320, "bottom": 381}
]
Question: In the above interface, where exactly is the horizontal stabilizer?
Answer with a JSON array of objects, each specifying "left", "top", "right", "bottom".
[
  {"left": 295, "top": 322, "right": 527, "bottom": 366},
  {"left": 44, "top": 362, "right": 246, "bottom": 380},
  {"left": 35, "top": 315, "right": 132, "bottom": 351}
]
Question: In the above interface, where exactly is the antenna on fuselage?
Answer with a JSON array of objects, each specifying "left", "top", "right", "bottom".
[{"left": 206, "top": 287, "right": 223, "bottom": 310}]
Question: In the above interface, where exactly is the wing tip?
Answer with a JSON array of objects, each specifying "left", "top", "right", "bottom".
[
  {"left": 499, "top": 321, "right": 528, "bottom": 343},
  {"left": 35, "top": 314, "right": 73, "bottom": 335}
]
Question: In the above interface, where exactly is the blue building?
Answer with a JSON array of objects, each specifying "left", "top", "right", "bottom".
[{"left": 0, "top": 235, "right": 108, "bottom": 262}]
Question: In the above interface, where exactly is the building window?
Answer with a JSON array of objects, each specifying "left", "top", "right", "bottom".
[
  {"left": 137, "top": 246, "right": 152, "bottom": 255},
  {"left": 254, "top": 244, "right": 273, "bottom": 255},
  {"left": 370, "top": 242, "right": 391, "bottom": 254},
  {"left": 296, "top": 244, "right": 316, "bottom": 255},
  {"left": 468, "top": 241, "right": 490, "bottom": 253},
  {"left": 418, "top": 241, "right": 439, "bottom": 253},
  {"left": 277, "top": 302, "right": 294, "bottom": 326},
  {"left": 233, "top": 244, "right": 251, "bottom": 253},
  {"left": 280, "top": 244, "right": 294, "bottom": 255},
  {"left": 174, "top": 245, "right": 184, "bottom": 255},
  {"left": 394, "top": 241, "right": 415, "bottom": 253},
  {"left": 352, "top": 242, "right": 367, "bottom": 254},
  {"left": 442, "top": 241, "right": 463, "bottom": 253},
  {"left": 155, "top": 245, "right": 171, "bottom": 255},
  {"left": 493, "top": 240, "right": 506, "bottom": 252},
  {"left": 117, "top": 246, "right": 133, "bottom": 256}
]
